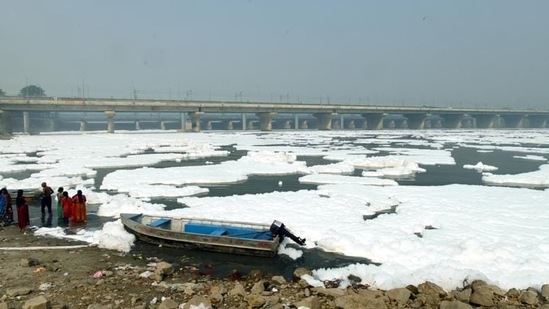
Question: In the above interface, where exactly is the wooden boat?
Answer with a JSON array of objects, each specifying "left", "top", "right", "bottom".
[{"left": 120, "top": 213, "right": 305, "bottom": 257}]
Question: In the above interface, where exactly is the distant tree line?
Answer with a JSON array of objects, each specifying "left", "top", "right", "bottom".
[
  {"left": 0, "top": 85, "right": 46, "bottom": 97},
  {"left": 20, "top": 85, "right": 46, "bottom": 97}
]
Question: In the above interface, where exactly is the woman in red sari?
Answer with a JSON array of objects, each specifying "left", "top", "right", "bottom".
[
  {"left": 61, "top": 191, "right": 73, "bottom": 226},
  {"left": 15, "top": 189, "right": 30, "bottom": 233}
]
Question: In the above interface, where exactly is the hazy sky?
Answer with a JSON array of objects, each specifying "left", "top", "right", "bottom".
[{"left": 1, "top": 1, "right": 548, "bottom": 107}]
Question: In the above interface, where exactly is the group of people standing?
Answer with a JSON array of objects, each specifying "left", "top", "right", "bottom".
[
  {"left": 55, "top": 186, "right": 87, "bottom": 226},
  {"left": 41, "top": 182, "right": 87, "bottom": 227},
  {"left": 0, "top": 182, "right": 87, "bottom": 232},
  {"left": 0, "top": 188, "right": 30, "bottom": 233}
]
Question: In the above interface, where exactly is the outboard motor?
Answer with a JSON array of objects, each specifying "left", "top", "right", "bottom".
[{"left": 270, "top": 220, "right": 306, "bottom": 246}]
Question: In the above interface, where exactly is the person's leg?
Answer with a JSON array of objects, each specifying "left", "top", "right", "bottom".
[
  {"left": 41, "top": 199, "right": 46, "bottom": 226},
  {"left": 77, "top": 204, "right": 83, "bottom": 222},
  {"left": 46, "top": 197, "right": 52, "bottom": 227},
  {"left": 79, "top": 204, "right": 86, "bottom": 223},
  {"left": 57, "top": 201, "right": 63, "bottom": 225},
  {"left": 7, "top": 205, "right": 13, "bottom": 223}
]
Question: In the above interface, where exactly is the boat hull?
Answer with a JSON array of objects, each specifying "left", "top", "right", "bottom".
[{"left": 121, "top": 213, "right": 281, "bottom": 257}]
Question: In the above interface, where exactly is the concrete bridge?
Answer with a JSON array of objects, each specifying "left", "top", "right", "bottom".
[{"left": 1, "top": 96, "right": 548, "bottom": 134}]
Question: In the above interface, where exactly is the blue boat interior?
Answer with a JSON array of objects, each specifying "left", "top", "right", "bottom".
[
  {"left": 128, "top": 214, "right": 143, "bottom": 220},
  {"left": 149, "top": 218, "right": 171, "bottom": 227},
  {"left": 136, "top": 215, "right": 274, "bottom": 240},
  {"left": 184, "top": 223, "right": 273, "bottom": 240}
]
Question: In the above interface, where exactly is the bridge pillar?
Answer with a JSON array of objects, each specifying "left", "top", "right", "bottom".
[
  {"left": 179, "top": 113, "right": 187, "bottom": 132},
  {"left": 441, "top": 114, "right": 464, "bottom": 129},
  {"left": 432, "top": 119, "right": 442, "bottom": 128},
  {"left": 528, "top": 115, "right": 547, "bottom": 128},
  {"left": 80, "top": 120, "right": 88, "bottom": 131},
  {"left": 294, "top": 114, "right": 299, "bottom": 130},
  {"left": 135, "top": 120, "right": 141, "bottom": 130},
  {"left": 206, "top": 121, "right": 212, "bottom": 130},
  {"left": 474, "top": 114, "right": 497, "bottom": 128},
  {"left": 23, "top": 111, "right": 30, "bottom": 134},
  {"left": 257, "top": 112, "right": 277, "bottom": 131},
  {"left": 283, "top": 120, "right": 291, "bottom": 129},
  {"left": 300, "top": 120, "right": 308, "bottom": 129},
  {"left": 160, "top": 120, "right": 166, "bottom": 130},
  {"left": 347, "top": 120, "right": 356, "bottom": 129},
  {"left": 403, "top": 114, "right": 429, "bottom": 130},
  {"left": 188, "top": 112, "right": 204, "bottom": 132},
  {"left": 241, "top": 114, "right": 247, "bottom": 130},
  {"left": 226, "top": 120, "right": 233, "bottom": 130},
  {"left": 363, "top": 113, "right": 384, "bottom": 130},
  {"left": 46, "top": 118, "right": 56, "bottom": 132},
  {"left": 0, "top": 110, "right": 13, "bottom": 135},
  {"left": 105, "top": 111, "right": 116, "bottom": 133},
  {"left": 313, "top": 112, "right": 336, "bottom": 130},
  {"left": 463, "top": 118, "right": 473, "bottom": 128},
  {"left": 501, "top": 115, "right": 526, "bottom": 128},
  {"left": 247, "top": 120, "right": 255, "bottom": 130},
  {"left": 182, "top": 121, "right": 192, "bottom": 131}
]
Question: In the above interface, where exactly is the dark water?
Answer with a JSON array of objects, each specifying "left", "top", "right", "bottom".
[
  {"left": 23, "top": 140, "right": 548, "bottom": 280},
  {"left": 133, "top": 242, "right": 375, "bottom": 279},
  {"left": 402, "top": 147, "right": 546, "bottom": 187}
]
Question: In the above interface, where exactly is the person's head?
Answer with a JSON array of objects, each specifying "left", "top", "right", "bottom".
[
  {"left": 0, "top": 188, "right": 6, "bottom": 194},
  {"left": 77, "top": 190, "right": 82, "bottom": 196},
  {"left": 62, "top": 191, "right": 69, "bottom": 198},
  {"left": 41, "top": 182, "right": 47, "bottom": 188},
  {"left": 58, "top": 187, "right": 64, "bottom": 193},
  {"left": 17, "top": 189, "right": 23, "bottom": 197}
]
